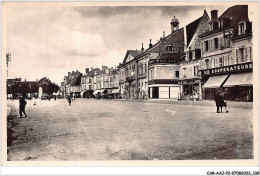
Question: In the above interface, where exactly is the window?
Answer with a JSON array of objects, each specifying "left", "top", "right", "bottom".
[
  {"left": 214, "top": 38, "right": 218, "bottom": 49},
  {"left": 195, "top": 49, "right": 201, "bottom": 59},
  {"left": 89, "top": 85, "right": 91, "bottom": 90},
  {"left": 175, "top": 71, "right": 179, "bottom": 78},
  {"left": 239, "top": 48, "right": 245, "bottom": 63},
  {"left": 205, "top": 59, "right": 209, "bottom": 69},
  {"left": 183, "top": 68, "right": 187, "bottom": 78},
  {"left": 204, "top": 41, "right": 209, "bottom": 51},
  {"left": 224, "top": 55, "right": 229, "bottom": 66},
  {"left": 189, "top": 51, "right": 192, "bottom": 60},
  {"left": 235, "top": 49, "right": 239, "bottom": 64},
  {"left": 150, "top": 69, "right": 153, "bottom": 80},
  {"left": 194, "top": 66, "right": 199, "bottom": 76},
  {"left": 219, "top": 57, "right": 223, "bottom": 67},
  {"left": 244, "top": 47, "right": 248, "bottom": 62},
  {"left": 239, "top": 22, "right": 245, "bottom": 35},
  {"left": 89, "top": 78, "right": 91, "bottom": 83}
]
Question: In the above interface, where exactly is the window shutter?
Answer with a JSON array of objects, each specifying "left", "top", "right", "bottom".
[
  {"left": 249, "top": 47, "right": 252, "bottom": 61},
  {"left": 201, "top": 41, "right": 204, "bottom": 52},
  {"left": 245, "top": 47, "right": 248, "bottom": 62},
  {"left": 211, "top": 58, "right": 215, "bottom": 68},
  {"left": 219, "top": 37, "right": 222, "bottom": 49},
  {"left": 235, "top": 49, "right": 238, "bottom": 64}
]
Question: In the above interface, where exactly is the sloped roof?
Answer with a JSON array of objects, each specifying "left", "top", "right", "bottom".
[
  {"left": 157, "top": 52, "right": 183, "bottom": 61},
  {"left": 122, "top": 50, "right": 142, "bottom": 64},
  {"left": 87, "top": 68, "right": 100, "bottom": 77},
  {"left": 219, "top": 5, "right": 248, "bottom": 27},
  {"left": 200, "top": 5, "right": 248, "bottom": 37},
  {"left": 186, "top": 16, "right": 202, "bottom": 46}
]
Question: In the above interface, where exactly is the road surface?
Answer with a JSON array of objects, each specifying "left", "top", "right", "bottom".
[{"left": 7, "top": 98, "right": 253, "bottom": 160}]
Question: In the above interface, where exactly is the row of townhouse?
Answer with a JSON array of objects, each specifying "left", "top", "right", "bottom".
[
  {"left": 117, "top": 5, "right": 253, "bottom": 102},
  {"left": 61, "top": 66, "right": 119, "bottom": 99}
]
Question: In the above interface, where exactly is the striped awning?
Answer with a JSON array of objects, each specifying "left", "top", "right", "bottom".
[
  {"left": 223, "top": 72, "right": 252, "bottom": 87},
  {"left": 202, "top": 74, "right": 229, "bottom": 88}
]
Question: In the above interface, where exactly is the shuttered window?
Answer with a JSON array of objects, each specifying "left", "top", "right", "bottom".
[
  {"left": 219, "top": 37, "right": 222, "bottom": 49},
  {"left": 235, "top": 49, "right": 238, "bottom": 64},
  {"left": 249, "top": 47, "right": 252, "bottom": 61},
  {"left": 244, "top": 47, "right": 248, "bottom": 62}
]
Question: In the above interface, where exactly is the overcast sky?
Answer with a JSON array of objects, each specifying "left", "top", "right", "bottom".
[{"left": 3, "top": 3, "right": 241, "bottom": 84}]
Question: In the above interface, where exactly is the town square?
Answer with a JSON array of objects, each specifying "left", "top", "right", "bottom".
[{"left": 3, "top": 2, "right": 256, "bottom": 167}]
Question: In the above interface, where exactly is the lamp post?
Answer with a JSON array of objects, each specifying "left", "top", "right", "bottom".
[{"left": 6, "top": 53, "right": 11, "bottom": 100}]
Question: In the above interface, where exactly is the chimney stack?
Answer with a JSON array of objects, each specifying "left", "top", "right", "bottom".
[
  {"left": 211, "top": 10, "right": 218, "bottom": 20},
  {"left": 163, "top": 31, "right": 165, "bottom": 38},
  {"left": 149, "top": 39, "right": 153, "bottom": 49},
  {"left": 68, "top": 72, "right": 71, "bottom": 77},
  {"left": 85, "top": 68, "right": 90, "bottom": 74},
  {"left": 141, "top": 43, "right": 144, "bottom": 52}
]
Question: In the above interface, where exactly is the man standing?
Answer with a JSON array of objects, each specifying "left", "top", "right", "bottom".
[
  {"left": 19, "top": 96, "right": 27, "bottom": 118},
  {"left": 214, "top": 91, "right": 221, "bottom": 113}
]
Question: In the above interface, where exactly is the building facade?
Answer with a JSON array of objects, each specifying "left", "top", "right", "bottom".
[
  {"left": 179, "top": 10, "right": 210, "bottom": 100},
  {"left": 198, "top": 5, "right": 253, "bottom": 102}
]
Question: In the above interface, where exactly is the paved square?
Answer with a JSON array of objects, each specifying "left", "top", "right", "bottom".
[{"left": 7, "top": 99, "right": 253, "bottom": 160}]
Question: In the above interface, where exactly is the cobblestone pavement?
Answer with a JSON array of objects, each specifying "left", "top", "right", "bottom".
[{"left": 7, "top": 98, "right": 253, "bottom": 161}]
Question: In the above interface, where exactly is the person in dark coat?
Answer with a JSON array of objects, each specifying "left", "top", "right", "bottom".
[
  {"left": 214, "top": 91, "right": 222, "bottom": 113},
  {"left": 19, "top": 96, "right": 27, "bottom": 118},
  {"left": 220, "top": 92, "right": 228, "bottom": 113},
  {"left": 67, "top": 96, "right": 72, "bottom": 106}
]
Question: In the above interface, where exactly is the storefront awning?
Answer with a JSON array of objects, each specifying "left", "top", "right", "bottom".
[
  {"left": 93, "top": 90, "right": 100, "bottom": 95},
  {"left": 112, "top": 89, "right": 119, "bottom": 94},
  {"left": 223, "top": 72, "right": 252, "bottom": 87},
  {"left": 80, "top": 90, "right": 86, "bottom": 96},
  {"left": 202, "top": 74, "right": 229, "bottom": 88}
]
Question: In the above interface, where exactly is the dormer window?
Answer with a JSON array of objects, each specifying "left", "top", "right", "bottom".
[
  {"left": 238, "top": 21, "right": 246, "bottom": 35},
  {"left": 166, "top": 45, "right": 173, "bottom": 52}
]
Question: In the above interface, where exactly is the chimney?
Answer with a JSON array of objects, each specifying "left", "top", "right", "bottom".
[
  {"left": 149, "top": 39, "right": 152, "bottom": 49},
  {"left": 211, "top": 10, "right": 218, "bottom": 20},
  {"left": 102, "top": 65, "right": 107, "bottom": 71},
  {"left": 141, "top": 43, "right": 144, "bottom": 52},
  {"left": 163, "top": 31, "right": 165, "bottom": 38},
  {"left": 85, "top": 68, "right": 89, "bottom": 74},
  {"left": 36, "top": 79, "right": 38, "bottom": 82},
  {"left": 68, "top": 72, "right": 71, "bottom": 77},
  {"left": 90, "top": 67, "right": 93, "bottom": 71}
]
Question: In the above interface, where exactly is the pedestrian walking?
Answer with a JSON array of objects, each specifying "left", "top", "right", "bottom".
[
  {"left": 214, "top": 91, "right": 222, "bottom": 113},
  {"left": 67, "top": 96, "right": 72, "bottom": 106},
  {"left": 19, "top": 96, "right": 27, "bottom": 118}
]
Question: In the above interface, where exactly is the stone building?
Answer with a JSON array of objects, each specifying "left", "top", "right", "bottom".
[
  {"left": 198, "top": 5, "right": 253, "bottom": 101},
  {"left": 179, "top": 10, "right": 210, "bottom": 100},
  {"left": 118, "top": 50, "right": 142, "bottom": 99}
]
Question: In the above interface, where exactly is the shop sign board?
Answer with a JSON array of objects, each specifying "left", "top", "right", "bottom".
[
  {"left": 170, "top": 87, "right": 179, "bottom": 99},
  {"left": 159, "top": 87, "right": 169, "bottom": 98},
  {"left": 198, "top": 62, "right": 252, "bottom": 76}
]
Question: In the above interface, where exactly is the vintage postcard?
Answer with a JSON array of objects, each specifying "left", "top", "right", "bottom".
[{"left": 1, "top": 1, "right": 258, "bottom": 167}]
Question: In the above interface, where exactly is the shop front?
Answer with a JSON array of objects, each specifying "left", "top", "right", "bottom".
[
  {"left": 180, "top": 79, "right": 201, "bottom": 100},
  {"left": 199, "top": 62, "right": 253, "bottom": 102},
  {"left": 149, "top": 85, "right": 180, "bottom": 99}
]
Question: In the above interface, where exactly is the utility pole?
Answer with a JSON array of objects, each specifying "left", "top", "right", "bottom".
[{"left": 6, "top": 53, "right": 11, "bottom": 100}]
